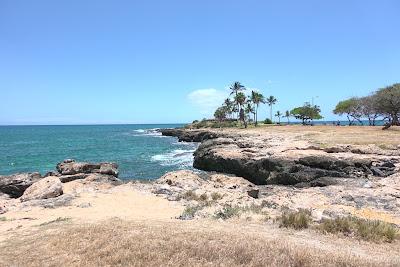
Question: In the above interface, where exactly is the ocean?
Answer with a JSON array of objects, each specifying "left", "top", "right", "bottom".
[{"left": 0, "top": 124, "right": 197, "bottom": 180}]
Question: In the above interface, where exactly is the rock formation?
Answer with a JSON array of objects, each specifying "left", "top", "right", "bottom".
[{"left": 162, "top": 128, "right": 399, "bottom": 186}]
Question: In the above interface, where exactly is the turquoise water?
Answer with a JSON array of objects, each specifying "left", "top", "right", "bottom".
[{"left": 0, "top": 124, "right": 197, "bottom": 180}]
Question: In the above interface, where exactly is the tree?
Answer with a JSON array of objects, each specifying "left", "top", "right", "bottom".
[
  {"left": 359, "top": 95, "right": 380, "bottom": 126},
  {"left": 266, "top": 96, "right": 277, "bottom": 122},
  {"left": 229, "top": 82, "right": 245, "bottom": 118},
  {"left": 244, "top": 101, "right": 255, "bottom": 121},
  {"left": 283, "top": 110, "right": 291, "bottom": 124},
  {"left": 250, "top": 91, "right": 265, "bottom": 126},
  {"left": 224, "top": 98, "right": 235, "bottom": 119},
  {"left": 214, "top": 106, "right": 227, "bottom": 122},
  {"left": 373, "top": 83, "right": 400, "bottom": 129},
  {"left": 234, "top": 92, "right": 247, "bottom": 126},
  {"left": 291, "top": 103, "right": 323, "bottom": 125},
  {"left": 275, "top": 111, "right": 282, "bottom": 124},
  {"left": 333, "top": 98, "right": 363, "bottom": 125}
]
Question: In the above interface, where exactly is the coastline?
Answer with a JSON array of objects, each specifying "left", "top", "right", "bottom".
[{"left": 1, "top": 125, "right": 400, "bottom": 266}]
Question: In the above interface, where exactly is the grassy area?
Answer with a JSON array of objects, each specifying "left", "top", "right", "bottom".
[
  {"left": 318, "top": 217, "right": 399, "bottom": 243},
  {"left": 277, "top": 209, "right": 312, "bottom": 230},
  {"left": 1, "top": 219, "right": 398, "bottom": 267}
]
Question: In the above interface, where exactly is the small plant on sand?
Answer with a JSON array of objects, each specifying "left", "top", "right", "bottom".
[
  {"left": 0, "top": 217, "right": 7, "bottom": 221},
  {"left": 179, "top": 205, "right": 203, "bottom": 220},
  {"left": 318, "top": 216, "right": 399, "bottom": 243},
  {"left": 277, "top": 209, "right": 312, "bottom": 230},
  {"left": 214, "top": 205, "right": 241, "bottom": 220},
  {"left": 210, "top": 192, "right": 223, "bottom": 201},
  {"left": 39, "top": 217, "right": 71, "bottom": 226}
]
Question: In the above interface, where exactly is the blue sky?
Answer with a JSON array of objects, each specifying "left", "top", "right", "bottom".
[{"left": 1, "top": 0, "right": 399, "bottom": 125}]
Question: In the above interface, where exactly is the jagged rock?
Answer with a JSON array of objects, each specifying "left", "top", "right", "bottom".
[
  {"left": 0, "top": 173, "right": 42, "bottom": 198},
  {"left": 156, "top": 170, "right": 205, "bottom": 190},
  {"left": 83, "top": 173, "right": 122, "bottom": 185},
  {"left": 43, "top": 171, "right": 60, "bottom": 177},
  {"left": 20, "top": 176, "right": 63, "bottom": 202},
  {"left": 247, "top": 189, "right": 260, "bottom": 199},
  {"left": 160, "top": 128, "right": 222, "bottom": 142},
  {"left": 59, "top": 173, "right": 89, "bottom": 183},
  {"left": 56, "top": 159, "right": 119, "bottom": 177}
]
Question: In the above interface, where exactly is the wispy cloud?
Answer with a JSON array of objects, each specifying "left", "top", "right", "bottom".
[{"left": 187, "top": 88, "right": 227, "bottom": 117}]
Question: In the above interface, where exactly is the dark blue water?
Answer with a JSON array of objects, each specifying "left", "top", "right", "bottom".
[{"left": 0, "top": 124, "right": 197, "bottom": 180}]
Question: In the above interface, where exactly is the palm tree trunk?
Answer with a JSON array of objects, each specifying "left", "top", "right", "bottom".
[{"left": 270, "top": 105, "right": 273, "bottom": 122}]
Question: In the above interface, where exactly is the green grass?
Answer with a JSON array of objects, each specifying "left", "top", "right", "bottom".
[
  {"left": 0, "top": 217, "right": 7, "bottom": 222},
  {"left": 277, "top": 209, "right": 312, "bottom": 230},
  {"left": 318, "top": 217, "right": 399, "bottom": 243}
]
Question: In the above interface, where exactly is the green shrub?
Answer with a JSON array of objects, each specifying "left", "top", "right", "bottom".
[
  {"left": 211, "top": 192, "right": 223, "bottom": 201},
  {"left": 318, "top": 216, "right": 398, "bottom": 243},
  {"left": 179, "top": 205, "right": 203, "bottom": 220},
  {"left": 277, "top": 209, "right": 312, "bottom": 230},
  {"left": 0, "top": 217, "right": 7, "bottom": 222},
  {"left": 264, "top": 118, "right": 273, "bottom": 124},
  {"left": 214, "top": 205, "right": 241, "bottom": 220}
]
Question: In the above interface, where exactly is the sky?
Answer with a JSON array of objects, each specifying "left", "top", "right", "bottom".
[{"left": 1, "top": 0, "right": 399, "bottom": 125}]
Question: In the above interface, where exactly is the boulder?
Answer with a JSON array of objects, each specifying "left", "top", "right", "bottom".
[
  {"left": 20, "top": 176, "right": 63, "bottom": 202},
  {"left": 0, "top": 172, "right": 41, "bottom": 198},
  {"left": 56, "top": 159, "right": 119, "bottom": 177}
]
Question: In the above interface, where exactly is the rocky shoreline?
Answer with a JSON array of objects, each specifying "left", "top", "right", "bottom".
[{"left": 160, "top": 128, "right": 399, "bottom": 186}]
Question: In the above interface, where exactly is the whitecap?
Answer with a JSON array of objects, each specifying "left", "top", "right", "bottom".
[{"left": 151, "top": 148, "right": 196, "bottom": 168}]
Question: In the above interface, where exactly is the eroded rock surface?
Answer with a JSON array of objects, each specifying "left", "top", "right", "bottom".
[
  {"left": 0, "top": 173, "right": 41, "bottom": 198},
  {"left": 20, "top": 176, "right": 63, "bottom": 202},
  {"left": 57, "top": 160, "right": 119, "bottom": 177},
  {"left": 162, "top": 128, "right": 399, "bottom": 186}
]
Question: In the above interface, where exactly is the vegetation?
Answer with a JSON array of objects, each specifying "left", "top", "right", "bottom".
[
  {"left": 290, "top": 103, "right": 323, "bottom": 125},
  {"left": 277, "top": 209, "right": 312, "bottom": 230},
  {"left": 179, "top": 205, "right": 204, "bottom": 220},
  {"left": 334, "top": 83, "right": 400, "bottom": 129},
  {"left": 318, "top": 217, "right": 398, "bottom": 243},
  {"left": 3, "top": 219, "right": 396, "bottom": 267},
  {"left": 275, "top": 111, "right": 282, "bottom": 124},
  {"left": 212, "top": 81, "right": 276, "bottom": 127},
  {"left": 266, "top": 95, "right": 277, "bottom": 122}
]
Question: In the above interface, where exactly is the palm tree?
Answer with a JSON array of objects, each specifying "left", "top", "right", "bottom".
[
  {"left": 224, "top": 98, "right": 234, "bottom": 119},
  {"left": 235, "top": 92, "right": 247, "bottom": 124},
  {"left": 250, "top": 91, "right": 266, "bottom": 126},
  {"left": 245, "top": 101, "right": 255, "bottom": 123},
  {"left": 266, "top": 96, "right": 277, "bottom": 122},
  {"left": 275, "top": 111, "right": 282, "bottom": 124},
  {"left": 284, "top": 110, "right": 290, "bottom": 124},
  {"left": 229, "top": 82, "right": 245, "bottom": 118}
]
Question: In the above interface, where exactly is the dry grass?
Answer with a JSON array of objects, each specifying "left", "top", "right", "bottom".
[
  {"left": 1, "top": 219, "right": 399, "bottom": 267},
  {"left": 277, "top": 209, "right": 312, "bottom": 230},
  {"left": 224, "top": 125, "right": 400, "bottom": 147},
  {"left": 318, "top": 217, "right": 399, "bottom": 243}
]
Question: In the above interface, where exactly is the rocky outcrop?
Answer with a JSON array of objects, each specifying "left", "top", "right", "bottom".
[
  {"left": 0, "top": 172, "right": 42, "bottom": 198},
  {"left": 160, "top": 128, "right": 222, "bottom": 142},
  {"left": 193, "top": 137, "right": 398, "bottom": 186},
  {"left": 20, "top": 176, "right": 63, "bottom": 202},
  {"left": 56, "top": 160, "right": 119, "bottom": 177},
  {"left": 0, "top": 160, "right": 121, "bottom": 199}
]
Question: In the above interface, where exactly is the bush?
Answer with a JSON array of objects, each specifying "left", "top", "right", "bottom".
[
  {"left": 179, "top": 205, "right": 203, "bottom": 220},
  {"left": 264, "top": 118, "right": 273, "bottom": 124},
  {"left": 214, "top": 205, "right": 241, "bottom": 220},
  {"left": 318, "top": 217, "right": 398, "bottom": 243},
  {"left": 210, "top": 192, "right": 223, "bottom": 201},
  {"left": 277, "top": 209, "right": 312, "bottom": 230}
]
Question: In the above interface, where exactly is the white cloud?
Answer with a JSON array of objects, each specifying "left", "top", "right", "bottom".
[{"left": 187, "top": 88, "right": 227, "bottom": 117}]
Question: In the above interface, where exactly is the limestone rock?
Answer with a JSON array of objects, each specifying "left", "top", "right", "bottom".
[
  {"left": 156, "top": 170, "right": 205, "bottom": 190},
  {"left": 0, "top": 172, "right": 41, "bottom": 198},
  {"left": 20, "top": 176, "right": 63, "bottom": 202},
  {"left": 56, "top": 159, "right": 119, "bottom": 177}
]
